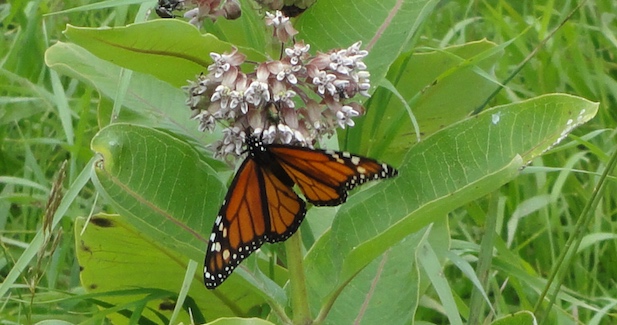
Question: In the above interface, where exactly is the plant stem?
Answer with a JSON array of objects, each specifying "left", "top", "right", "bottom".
[{"left": 285, "top": 229, "right": 312, "bottom": 325}]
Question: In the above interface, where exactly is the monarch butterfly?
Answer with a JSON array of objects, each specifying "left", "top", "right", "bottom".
[{"left": 204, "top": 135, "right": 398, "bottom": 288}]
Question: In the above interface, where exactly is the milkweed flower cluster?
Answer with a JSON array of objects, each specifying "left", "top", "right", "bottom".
[{"left": 184, "top": 11, "right": 371, "bottom": 160}]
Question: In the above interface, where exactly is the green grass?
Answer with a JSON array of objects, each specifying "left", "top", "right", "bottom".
[{"left": 1, "top": 0, "right": 616, "bottom": 324}]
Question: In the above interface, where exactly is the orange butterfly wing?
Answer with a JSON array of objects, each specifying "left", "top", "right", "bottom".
[
  {"left": 268, "top": 145, "right": 398, "bottom": 206},
  {"left": 204, "top": 157, "right": 306, "bottom": 289}
]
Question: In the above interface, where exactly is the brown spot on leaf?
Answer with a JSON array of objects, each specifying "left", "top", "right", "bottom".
[
  {"left": 90, "top": 217, "right": 114, "bottom": 228},
  {"left": 80, "top": 240, "right": 92, "bottom": 254},
  {"left": 159, "top": 299, "right": 176, "bottom": 311}
]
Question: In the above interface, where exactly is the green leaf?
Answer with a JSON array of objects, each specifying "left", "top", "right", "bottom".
[
  {"left": 419, "top": 239, "right": 463, "bottom": 325},
  {"left": 210, "top": 0, "right": 270, "bottom": 51},
  {"left": 206, "top": 317, "right": 276, "bottom": 325},
  {"left": 323, "top": 226, "right": 437, "bottom": 324},
  {"left": 90, "top": 124, "right": 222, "bottom": 262},
  {"left": 305, "top": 94, "right": 598, "bottom": 317},
  {"left": 297, "top": 0, "right": 440, "bottom": 86},
  {"left": 578, "top": 233, "right": 617, "bottom": 253},
  {"left": 63, "top": 20, "right": 266, "bottom": 87},
  {"left": 491, "top": 311, "right": 536, "bottom": 325},
  {"left": 74, "top": 214, "right": 264, "bottom": 323},
  {"left": 349, "top": 40, "right": 503, "bottom": 163},
  {"left": 89, "top": 124, "right": 290, "bottom": 309},
  {"left": 45, "top": 42, "right": 210, "bottom": 143}
]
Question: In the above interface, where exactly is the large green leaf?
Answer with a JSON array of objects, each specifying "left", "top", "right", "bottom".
[
  {"left": 349, "top": 40, "right": 503, "bottom": 163},
  {"left": 46, "top": 42, "right": 229, "bottom": 170},
  {"left": 63, "top": 20, "right": 266, "bottom": 87},
  {"left": 90, "top": 124, "right": 224, "bottom": 263},
  {"left": 74, "top": 214, "right": 265, "bottom": 323},
  {"left": 45, "top": 42, "right": 201, "bottom": 138},
  {"left": 210, "top": 0, "right": 271, "bottom": 52},
  {"left": 297, "top": 0, "right": 440, "bottom": 86},
  {"left": 89, "top": 124, "right": 291, "bottom": 309},
  {"left": 322, "top": 219, "right": 452, "bottom": 324},
  {"left": 304, "top": 94, "right": 598, "bottom": 319}
]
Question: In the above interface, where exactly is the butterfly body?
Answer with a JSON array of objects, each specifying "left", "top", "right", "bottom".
[
  {"left": 204, "top": 136, "right": 397, "bottom": 288},
  {"left": 246, "top": 137, "right": 296, "bottom": 189}
]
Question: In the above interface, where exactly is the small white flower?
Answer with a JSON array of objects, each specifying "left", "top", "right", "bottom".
[
  {"left": 245, "top": 81, "right": 270, "bottom": 106},
  {"left": 313, "top": 71, "right": 337, "bottom": 96},
  {"left": 213, "top": 127, "right": 245, "bottom": 158},
  {"left": 293, "top": 129, "right": 306, "bottom": 144},
  {"left": 211, "top": 84, "right": 231, "bottom": 108},
  {"left": 208, "top": 53, "right": 231, "bottom": 78},
  {"left": 194, "top": 111, "right": 216, "bottom": 132},
  {"left": 275, "top": 65, "right": 298, "bottom": 84},
  {"left": 229, "top": 90, "right": 249, "bottom": 114},
  {"left": 261, "top": 125, "right": 277, "bottom": 144},
  {"left": 265, "top": 10, "right": 289, "bottom": 27},
  {"left": 285, "top": 43, "right": 310, "bottom": 65},
  {"left": 273, "top": 89, "right": 297, "bottom": 108},
  {"left": 347, "top": 42, "right": 365, "bottom": 56},
  {"left": 336, "top": 105, "right": 360, "bottom": 129},
  {"left": 277, "top": 124, "right": 294, "bottom": 144}
]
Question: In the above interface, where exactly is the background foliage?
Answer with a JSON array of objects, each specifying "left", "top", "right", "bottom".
[{"left": 1, "top": 0, "right": 616, "bottom": 324}]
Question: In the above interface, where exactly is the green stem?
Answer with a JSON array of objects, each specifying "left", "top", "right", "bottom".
[
  {"left": 285, "top": 229, "right": 312, "bottom": 325},
  {"left": 269, "top": 298, "right": 293, "bottom": 325}
]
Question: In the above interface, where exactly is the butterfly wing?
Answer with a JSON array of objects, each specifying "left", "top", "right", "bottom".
[
  {"left": 204, "top": 157, "right": 306, "bottom": 289},
  {"left": 260, "top": 166, "right": 307, "bottom": 243},
  {"left": 268, "top": 145, "right": 398, "bottom": 206},
  {"left": 205, "top": 138, "right": 396, "bottom": 288}
]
